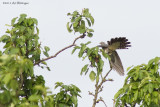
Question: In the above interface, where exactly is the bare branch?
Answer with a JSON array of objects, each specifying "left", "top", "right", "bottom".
[
  {"left": 97, "top": 97, "right": 107, "bottom": 107},
  {"left": 88, "top": 91, "right": 95, "bottom": 97},
  {"left": 92, "top": 68, "right": 112, "bottom": 107},
  {"left": 99, "top": 68, "right": 112, "bottom": 86},
  {"left": 34, "top": 34, "right": 86, "bottom": 66}
]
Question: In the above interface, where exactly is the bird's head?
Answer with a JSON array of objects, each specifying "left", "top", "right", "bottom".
[{"left": 97, "top": 42, "right": 108, "bottom": 48}]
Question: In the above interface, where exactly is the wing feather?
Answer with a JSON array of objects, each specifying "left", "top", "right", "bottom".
[{"left": 110, "top": 51, "right": 124, "bottom": 76}]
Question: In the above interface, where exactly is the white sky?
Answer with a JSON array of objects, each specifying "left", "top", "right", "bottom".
[{"left": 0, "top": 0, "right": 160, "bottom": 107}]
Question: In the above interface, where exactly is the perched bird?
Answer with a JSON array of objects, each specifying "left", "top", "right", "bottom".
[{"left": 98, "top": 37, "right": 131, "bottom": 76}]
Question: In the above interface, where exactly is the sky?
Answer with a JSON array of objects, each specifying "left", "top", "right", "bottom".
[{"left": 0, "top": 0, "right": 160, "bottom": 107}]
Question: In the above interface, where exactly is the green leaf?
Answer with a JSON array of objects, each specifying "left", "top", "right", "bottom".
[
  {"left": 75, "top": 16, "right": 82, "bottom": 23},
  {"left": 43, "top": 51, "right": 49, "bottom": 57},
  {"left": 87, "top": 33, "right": 93, "bottom": 37},
  {"left": 3, "top": 73, "right": 12, "bottom": 84},
  {"left": 153, "top": 91, "right": 158, "bottom": 97},
  {"left": 34, "top": 85, "right": 45, "bottom": 91},
  {"left": 66, "top": 94, "right": 70, "bottom": 103},
  {"left": 18, "top": 14, "right": 27, "bottom": 23},
  {"left": 114, "top": 88, "right": 123, "bottom": 99},
  {"left": 67, "top": 13, "right": 71, "bottom": 16},
  {"left": 71, "top": 17, "right": 76, "bottom": 22},
  {"left": 154, "top": 57, "right": 160, "bottom": 64},
  {"left": 89, "top": 71, "right": 96, "bottom": 81},
  {"left": 89, "top": 15, "right": 94, "bottom": 25},
  {"left": 11, "top": 17, "right": 18, "bottom": 26},
  {"left": 134, "top": 91, "right": 138, "bottom": 101},
  {"left": 85, "top": 41, "right": 91, "bottom": 45},
  {"left": 3, "top": 42, "right": 12, "bottom": 48},
  {"left": 5, "top": 29, "right": 10, "bottom": 33},
  {"left": 72, "top": 11, "right": 78, "bottom": 17},
  {"left": 78, "top": 44, "right": 87, "bottom": 57},
  {"left": 95, "top": 47, "right": 99, "bottom": 56},
  {"left": 83, "top": 8, "right": 90, "bottom": 17},
  {"left": 73, "top": 22, "right": 79, "bottom": 27},
  {"left": 28, "top": 95, "right": 42, "bottom": 102},
  {"left": 5, "top": 24, "right": 11, "bottom": 27},
  {"left": 101, "top": 49, "right": 110, "bottom": 60},
  {"left": 81, "top": 64, "right": 88, "bottom": 75},
  {"left": 139, "top": 77, "right": 150, "bottom": 88},
  {"left": 28, "top": 18, "right": 33, "bottom": 26},
  {"left": 10, "top": 48, "right": 19, "bottom": 54},
  {"left": 21, "top": 47, "right": 26, "bottom": 55},
  {"left": 20, "top": 14, "right": 27, "bottom": 18},
  {"left": 148, "top": 83, "right": 153, "bottom": 93},
  {"left": 87, "top": 49, "right": 92, "bottom": 56},
  {"left": 55, "top": 82, "right": 63, "bottom": 89},
  {"left": 44, "top": 46, "right": 50, "bottom": 52},
  {"left": 46, "top": 66, "right": 51, "bottom": 71},
  {"left": 32, "top": 18, "right": 38, "bottom": 25},
  {"left": 71, "top": 95, "right": 77, "bottom": 106},
  {"left": 127, "top": 66, "right": 133, "bottom": 71},
  {"left": 66, "top": 22, "right": 73, "bottom": 33},
  {"left": 148, "top": 59, "right": 154, "bottom": 67},
  {"left": 78, "top": 20, "right": 86, "bottom": 34},
  {"left": 86, "top": 18, "right": 91, "bottom": 26},
  {"left": 86, "top": 29, "right": 94, "bottom": 33},
  {"left": 0, "top": 35, "right": 10, "bottom": 43},
  {"left": 98, "top": 59, "right": 104, "bottom": 71},
  {"left": 36, "top": 27, "right": 39, "bottom": 35},
  {"left": 72, "top": 46, "right": 80, "bottom": 54},
  {"left": 96, "top": 75, "right": 99, "bottom": 83}
]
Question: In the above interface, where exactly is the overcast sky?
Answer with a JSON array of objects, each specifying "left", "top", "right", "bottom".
[{"left": 0, "top": 0, "right": 160, "bottom": 107}]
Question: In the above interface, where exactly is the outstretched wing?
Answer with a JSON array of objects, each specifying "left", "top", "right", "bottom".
[
  {"left": 110, "top": 51, "right": 124, "bottom": 76},
  {"left": 107, "top": 37, "right": 131, "bottom": 51}
]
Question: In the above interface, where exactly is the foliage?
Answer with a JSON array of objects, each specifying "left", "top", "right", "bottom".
[
  {"left": 67, "top": 8, "right": 107, "bottom": 82},
  {"left": 68, "top": 9, "right": 111, "bottom": 107},
  {"left": 67, "top": 8, "right": 94, "bottom": 37},
  {"left": 0, "top": 14, "right": 81, "bottom": 107},
  {"left": 114, "top": 57, "right": 160, "bottom": 107},
  {"left": 53, "top": 82, "right": 81, "bottom": 107},
  {"left": 72, "top": 43, "right": 110, "bottom": 82}
]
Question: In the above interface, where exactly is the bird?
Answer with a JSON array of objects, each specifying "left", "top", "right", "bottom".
[{"left": 97, "top": 37, "right": 131, "bottom": 76}]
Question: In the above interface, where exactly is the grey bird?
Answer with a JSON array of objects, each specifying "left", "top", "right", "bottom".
[{"left": 98, "top": 37, "right": 131, "bottom": 76}]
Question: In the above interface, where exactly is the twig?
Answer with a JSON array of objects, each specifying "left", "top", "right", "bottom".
[
  {"left": 88, "top": 91, "right": 95, "bottom": 97},
  {"left": 34, "top": 34, "right": 85, "bottom": 66},
  {"left": 98, "top": 69, "right": 112, "bottom": 88},
  {"left": 97, "top": 97, "right": 107, "bottom": 107},
  {"left": 92, "top": 68, "right": 112, "bottom": 107}
]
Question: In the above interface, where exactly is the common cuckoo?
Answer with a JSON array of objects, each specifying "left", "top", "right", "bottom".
[{"left": 98, "top": 37, "right": 131, "bottom": 76}]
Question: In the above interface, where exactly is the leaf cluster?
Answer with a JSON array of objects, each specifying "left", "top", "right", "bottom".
[
  {"left": 67, "top": 8, "right": 94, "bottom": 37},
  {"left": 53, "top": 82, "right": 81, "bottom": 107},
  {"left": 72, "top": 41, "right": 110, "bottom": 82},
  {"left": 114, "top": 57, "right": 160, "bottom": 107}
]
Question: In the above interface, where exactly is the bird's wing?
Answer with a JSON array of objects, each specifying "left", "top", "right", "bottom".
[
  {"left": 110, "top": 51, "right": 124, "bottom": 76},
  {"left": 107, "top": 37, "right": 131, "bottom": 51}
]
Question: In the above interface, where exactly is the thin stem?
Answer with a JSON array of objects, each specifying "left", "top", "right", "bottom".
[{"left": 92, "top": 68, "right": 112, "bottom": 107}]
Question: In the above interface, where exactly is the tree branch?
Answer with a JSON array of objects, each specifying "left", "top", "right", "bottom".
[
  {"left": 92, "top": 68, "right": 112, "bottom": 107},
  {"left": 97, "top": 97, "right": 107, "bottom": 107},
  {"left": 34, "top": 34, "right": 86, "bottom": 66}
]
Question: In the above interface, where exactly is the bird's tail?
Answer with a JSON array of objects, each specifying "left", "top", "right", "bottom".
[{"left": 108, "top": 37, "right": 131, "bottom": 49}]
